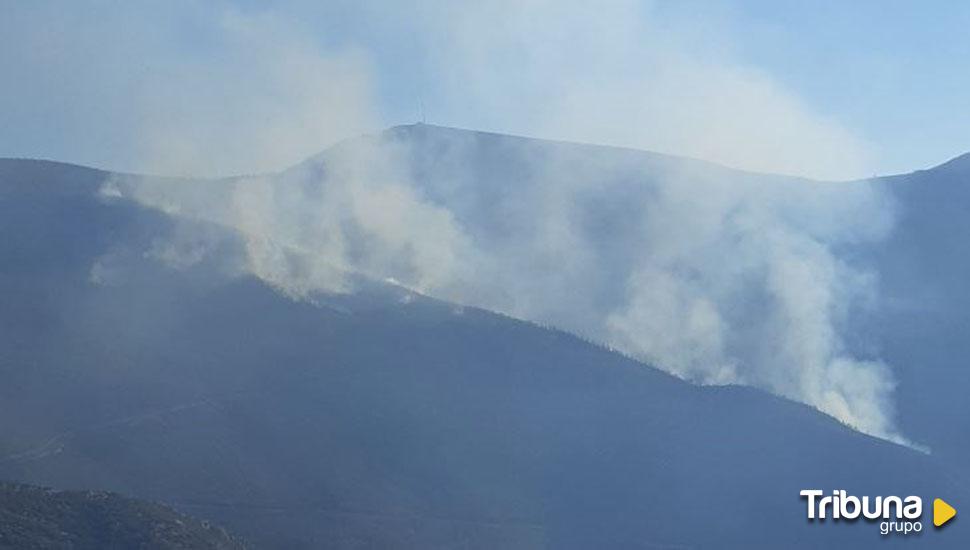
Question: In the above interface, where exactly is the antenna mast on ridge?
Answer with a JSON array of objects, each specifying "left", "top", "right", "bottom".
[{"left": 417, "top": 83, "right": 427, "bottom": 125}]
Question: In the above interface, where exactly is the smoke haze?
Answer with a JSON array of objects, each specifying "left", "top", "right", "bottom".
[
  {"left": 105, "top": 126, "right": 906, "bottom": 445},
  {"left": 4, "top": 2, "right": 910, "bottom": 444}
]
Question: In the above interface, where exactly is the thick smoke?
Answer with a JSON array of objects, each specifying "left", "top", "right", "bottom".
[
  {"left": 105, "top": 129, "right": 908, "bottom": 445},
  {"left": 11, "top": 1, "right": 911, "bottom": 444}
]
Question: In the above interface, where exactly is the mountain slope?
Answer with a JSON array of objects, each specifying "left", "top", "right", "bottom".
[
  {"left": 295, "top": 125, "right": 970, "bottom": 463},
  {"left": 863, "top": 153, "right": 970, "bottom": 474},
  {"left": 0, "top": 155, "right": 967, "bottom": 548}
]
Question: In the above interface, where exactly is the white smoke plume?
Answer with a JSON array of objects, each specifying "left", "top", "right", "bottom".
[
  {"left": 6, "top": 2, "right": 910, "bottom": 443},
  {"left": 107, "top": 128, "right": 908, "bottom": 446}
]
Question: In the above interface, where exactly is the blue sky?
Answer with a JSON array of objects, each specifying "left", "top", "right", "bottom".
[
  {"left": 1, "top": 1, "right": 968, "bottom": 178},
  {"left": 698, "top": 0, "right": 970, "bottom": 176}
]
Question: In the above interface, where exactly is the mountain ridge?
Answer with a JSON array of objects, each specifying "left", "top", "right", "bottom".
[{"left": 5, "top": 123, "right": 969, "bottom": 182}]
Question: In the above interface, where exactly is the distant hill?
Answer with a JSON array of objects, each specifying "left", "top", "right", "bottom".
[{"left": 0, "top": 481, "right": 246, "bottom": 549}]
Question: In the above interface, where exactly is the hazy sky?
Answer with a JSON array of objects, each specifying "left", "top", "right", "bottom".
[{"left": 2, "top": 1, "right": 968, "bottom": 178}]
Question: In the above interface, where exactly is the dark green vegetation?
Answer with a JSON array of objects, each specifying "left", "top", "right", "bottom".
[{"left": 0, "top": 481, "right": 246, "bottom": 549}]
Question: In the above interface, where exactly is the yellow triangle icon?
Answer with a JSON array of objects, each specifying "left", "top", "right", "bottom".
[{"left": 934, "top": 498, "right": 956, "bottom": 527}]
